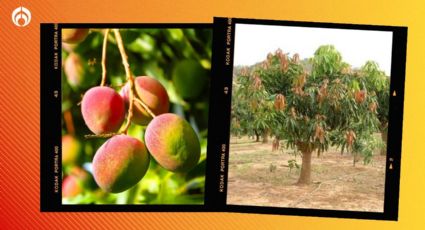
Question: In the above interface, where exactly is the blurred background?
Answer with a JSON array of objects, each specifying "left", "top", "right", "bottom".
[{"left": 61, "top": 27, "right": 211, "bottom": 204}]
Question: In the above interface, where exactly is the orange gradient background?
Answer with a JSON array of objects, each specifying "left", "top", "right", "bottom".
[{"left": 0, "top": 0, "right": 424, "bottom": 229}]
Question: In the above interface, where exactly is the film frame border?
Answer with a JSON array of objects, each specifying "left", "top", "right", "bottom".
[
  {"left": 40, "top": 23, "right": 216, "bottom": 212},
  {"left": 207, "top": 17, "right": 407, "bottom": 220}
]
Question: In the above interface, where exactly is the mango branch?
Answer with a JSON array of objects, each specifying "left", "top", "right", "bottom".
[{"left": 100, "top": 29, "right": 110, "bottom": 87}]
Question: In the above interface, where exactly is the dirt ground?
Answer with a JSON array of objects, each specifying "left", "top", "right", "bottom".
[{"left": 227, "top": 136, "right": 386, "bottom": 212}]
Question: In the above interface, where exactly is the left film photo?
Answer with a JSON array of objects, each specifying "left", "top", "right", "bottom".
[{"left": 42, "top": 25, "right": 212, "bottom": 208}]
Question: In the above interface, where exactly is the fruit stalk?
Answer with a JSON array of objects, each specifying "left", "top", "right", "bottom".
[
  {"left": 134, "top": 97, "right": 156, "bottom": 118},
  {"left": 114, "top": 29, "right": 157, "bottom": 129},
  {"left": 84, "top": 133, "right": 117, "bottom": 139},
  {"left": 113, "top": 29, "right": 135, "bottom": 134},
  {"left": 100, "top": 29, "right": 110, "bottom": 87}
]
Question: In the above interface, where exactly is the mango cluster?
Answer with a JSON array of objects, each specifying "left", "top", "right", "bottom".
[
  {"left": 81, "top": 76, "right": 201, "bottom": 193},
  {"left": 62, "top": 29, "right": 202, "bottom": 194}
]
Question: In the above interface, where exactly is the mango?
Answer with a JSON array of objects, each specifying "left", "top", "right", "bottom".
[
  {"left": 120, "top": 76, "right": 169, "bottom": 125},
  {"left": 62, "top": 135, "right": 81, "bottom": 166},
  {"left": 145, "top": 113, "right": 200, "bottom": 172},
  {"left": 81, "top": 86, "right": 125, "bottom": 134},
  {"left": 62, "top": 29, "right": 89, "bottom": 44},
  {"left": 92, "top": 135, "right": 150, "bottom": 193},
  {"left": 172, "top": 60, "right": 208, "bottom": 100}
]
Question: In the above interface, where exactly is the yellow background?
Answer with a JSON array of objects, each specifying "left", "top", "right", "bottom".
[{"left": 0, "top": 0, "right": 424, "bottom": 229}]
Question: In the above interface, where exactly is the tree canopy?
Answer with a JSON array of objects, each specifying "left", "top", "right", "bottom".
[{"left": 231, "top": 45, "right": 389, "bottom": 184}]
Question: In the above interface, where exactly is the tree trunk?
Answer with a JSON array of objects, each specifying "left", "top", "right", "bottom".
[
  {"left": 298, "top": 150, "right": 312, "bottom": 185},
  {"left": 272, "top": 137, "right": 280, "bottom": 151},
  {"left": 262, "top": 129, "right": 270, "bottom": 143},
  {"left": 353, "top": 151, "right": 357, "bottom": 167},
  {"left": 262, "top": 134, "right": 269, "bottom": 143},
  {"left": 380, "top": 130, "right": 388, "bottom": 155},
  {"left": 254, "top": 130, "right": 260, "bottom": 142},
  {"left": 296, "top": 142, "right": 313, "bottom": 185}
]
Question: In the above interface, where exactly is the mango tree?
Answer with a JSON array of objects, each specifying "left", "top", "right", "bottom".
[
  {"left": 359, "top": 61, "right": 390, "bottom": 155},
  {"left": 231, "top": 67, "right": 276, "bottom": 143},
  {"left": 233, "top": 45, "right": 386, "bottom": 185}
]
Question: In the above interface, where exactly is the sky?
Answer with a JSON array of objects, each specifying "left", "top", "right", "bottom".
[{"left": 234, "top": 24, "right": 393, "bottom": 75}]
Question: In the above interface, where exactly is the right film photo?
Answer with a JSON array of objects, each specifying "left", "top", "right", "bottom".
[{"left": 227, "top": 24, "right": 393, "bottom": 212}]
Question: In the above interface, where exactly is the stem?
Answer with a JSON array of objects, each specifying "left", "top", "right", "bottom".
[
  {"left": 134, "top": 98, "right": 156, "bottom": 118},
  {"left": 114, "top": 29, "right": 156, "bottom": 121},
  {"left": 84, "top": 133, "right": 118, "bottom": 139},
  {"left": 100, "top": 29, "right": 110, "bottom": 87},
  {"left": 114, "top": 29, "right": 134, "bottom": 134}
]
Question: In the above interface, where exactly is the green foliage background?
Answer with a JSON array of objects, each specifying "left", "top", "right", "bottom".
[{"left": 61, "top": 28, "right": 211, "bottom": 204}]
